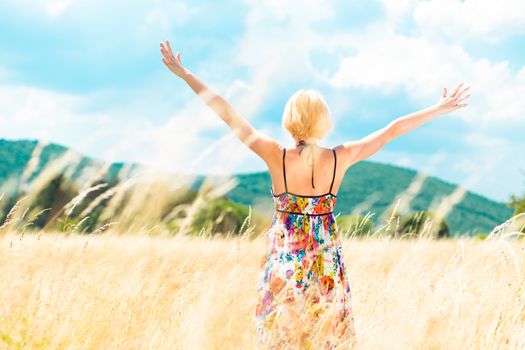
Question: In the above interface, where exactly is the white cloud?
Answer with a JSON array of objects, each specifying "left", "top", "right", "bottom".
[
  {"left": 0, "top": 84, "right": 87, "bottom": 137},
  {"left": 0, "top": 80, "right": 259, "bottom": 178},
  {"left": 378, "top": 0, "right": 525, "bottom": 41},
  {"left": 414, "top": 0, "right": 525, "bottom": 42},
  {"left": 328, "top": 22, "right": 525, "bottom": 125},
  {"left": 138, "top": 1, "right": 199, "bottom": 41},
  {"left": 464, "top": 132, "right": 512, "bottom": 149},
  {"left": 232, "top": 0, "right": 525, "bottom": 131},
  {"left": 379, "top": 0, "right": 419, "bottom": 23},
  {"left": 0, "top": 83, "right": 158, "bottom": 165},
  {"left": 230, "top": 0, "right": 346, "bottom": 135},
  {"left": 2, "top": 0, "right": 74, "bottom": 18},
  {"left": 46, "top": 0, "right": 74, "bottom": 17},
  {"left": 325, "top": 1, "right": 525, "bottom": 200},
  {"left": 242, "top": 0, "right": 334, "bottom": 23},
  {"left": 218, "top": 0, "right": 525, "bottom": 200},
  {"left": 1, "top": 0, "right": 524, "bottom": 201}
]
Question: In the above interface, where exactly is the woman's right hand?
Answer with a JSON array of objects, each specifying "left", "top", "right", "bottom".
[
  {"left": 436, "top": 82, "right": 471, "bottom": 114},
  {"left": 160, "top": 40, "right": 188, "bottom": 78}
]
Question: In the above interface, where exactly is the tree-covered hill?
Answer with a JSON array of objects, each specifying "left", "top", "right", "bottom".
[
  {"left": 224, "top": 164, "right": 513, "bottom": 235},
  {"left": 0, "top": 138, "right": 514, "bottom": 235},
  {"left": 0, "top": 138, "right": 131, "bottom": 186}
]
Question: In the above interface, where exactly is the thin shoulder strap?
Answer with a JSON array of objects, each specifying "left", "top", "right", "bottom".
[
  {"left": 282, "top": 147, "right": 288, "bottom": 192},
  {"left": 329, "top": 148, "right": 337, "bottom": 194}
]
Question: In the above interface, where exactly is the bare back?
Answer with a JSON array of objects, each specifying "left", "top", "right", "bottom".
[{"left": 269, "top": 145, "right": 344, "bottom": 197}]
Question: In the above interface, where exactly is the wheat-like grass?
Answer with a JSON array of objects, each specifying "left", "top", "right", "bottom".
[
  {"left": 0, "top": 232, "right": 524, "bottom": 349},
  {"left": 1, "top": 137, "right": 522, "bottom": 349}
]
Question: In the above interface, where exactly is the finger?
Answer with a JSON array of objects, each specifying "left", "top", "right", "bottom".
[
  {"left": 160, "top": 50, "right": 171, "bottom": 62},
  {"left": 160, "top": 43, "right": 168, "bottom": 56},
  {"left": 456, "top": 85, "right": 470, "bottom": 97},
  {"left": 455, "top": 93, "right": 470, "bottom": 103},
  {"left": 160, "top": 46, "right": 174, "bottom": 61},
  {"left": 452, "top": 82, "right": 464, "bottom": 96},
  {"left": 176, "top": 52, "right": 181, "bottom": 62},
  {"left": 166, "top": 40, "right": 174, "bottom": 55},
  {"left": 457, "top": 103, "right": 468, "bottom": 108},
  {"left": 450, "top": 82, "right": 464, "bottom": 98},
  {"left": 160, "top": 44, "right": 170, "bottom": 55},
  {"left": 162, "top": 58, "right": 173, "bottom": 69},
  {"left": 443, "top": 87, "right": 447, "bottom": 98},
  {"left": 452, "top": 88, "right": 471, "bottom": 102}
]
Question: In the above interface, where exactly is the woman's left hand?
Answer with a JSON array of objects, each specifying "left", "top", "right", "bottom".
[
  {"left": 160, "top": 40, "right": 188, "bottom": 78},
  {"left": 436, "top": 82, "right": 471, "bottom": 113}
]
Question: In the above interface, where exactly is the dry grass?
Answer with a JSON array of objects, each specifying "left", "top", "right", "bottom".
[
  {"left": 1, "top": 231, "right": 524, "bottom": 350},
  {"left": 1, "top": 141, "right": 524, "bottom": 348}
]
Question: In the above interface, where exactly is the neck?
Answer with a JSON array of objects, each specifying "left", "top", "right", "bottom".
[{"left": 295, "top": 138, "right": 318, "bottom": 146}]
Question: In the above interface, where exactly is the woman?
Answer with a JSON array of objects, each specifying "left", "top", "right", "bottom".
[{"left": 160, "top": 40, "right": 470, "bottom": 349}]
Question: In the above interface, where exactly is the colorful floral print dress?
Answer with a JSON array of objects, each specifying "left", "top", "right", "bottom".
[{"left": 254, "top": 147, "right": 356, "bottom": 349}]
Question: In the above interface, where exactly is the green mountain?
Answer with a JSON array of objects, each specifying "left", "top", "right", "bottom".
[
  {"left": 0, "top": 138, "right": 514, "bottom": 235},
  {"left": 0, "top": 138, "right": 135, "bottom": 186},
  {"left": 218, "top": 166, "right": 513, "bottom": 236}
]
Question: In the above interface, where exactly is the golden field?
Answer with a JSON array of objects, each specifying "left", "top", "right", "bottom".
[{"left": 1, "top": 231, "right": 524, "bottom": 350}]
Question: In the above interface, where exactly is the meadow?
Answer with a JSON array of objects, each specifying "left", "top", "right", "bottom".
[
  {"left": 1, "top": 142, "right": 524, "bottom": 349},
  {"left": 2, "top": 0, "right": 525, "bottom": 347},
  {"left": 1, "top": 230, "right": 524, "bottom": 349}
]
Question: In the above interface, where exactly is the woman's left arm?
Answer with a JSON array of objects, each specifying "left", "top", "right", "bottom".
[{"left": 160, "top": 40, "right": 280, "bottom": 164}]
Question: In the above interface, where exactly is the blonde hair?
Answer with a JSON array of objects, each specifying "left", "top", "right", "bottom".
[{"left": 282, "top": 89, "right": 333, "bottom": 140}]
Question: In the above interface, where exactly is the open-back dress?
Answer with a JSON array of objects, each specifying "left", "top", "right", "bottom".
[{"left": 254, "top": 145, "right": 356, "bottom": 349}]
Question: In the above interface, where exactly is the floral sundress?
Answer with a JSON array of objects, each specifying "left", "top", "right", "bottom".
[{"left": 254, "top": 147, "right": 356, "bottom": 349}]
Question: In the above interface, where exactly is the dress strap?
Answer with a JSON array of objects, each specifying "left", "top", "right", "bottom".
[
  {"left": 282, "top": 147, "right": 288, "bottom": 192},
  {"left": 329, "top": 148, "right": 337, "bottom": 194}
]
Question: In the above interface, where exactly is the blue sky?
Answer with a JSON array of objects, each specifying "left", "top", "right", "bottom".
[{"left": 0, "top": 0, "right": 524, "bottom": 202}]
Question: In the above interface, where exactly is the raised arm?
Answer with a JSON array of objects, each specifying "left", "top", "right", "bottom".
[
  {"left": 337, "top": 83, "right": 471, "bottom": 170},
  {"left": 159, "top": 40, "right": 280, "bottom": 165}
]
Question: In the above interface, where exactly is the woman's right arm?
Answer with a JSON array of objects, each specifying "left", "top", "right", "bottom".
[
  {"left": 337, "top": 83, "right": 471, "bottom": 170},
  {"left": 160, "top": 40, "right": 281, "bottom": 167}
]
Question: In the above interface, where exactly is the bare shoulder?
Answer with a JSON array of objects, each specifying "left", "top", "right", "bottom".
[
  {"left": 256, "top": 132, "right": 284, "bottom": 169},
  {"left": 248, "top": 130, "right": 283, "bottom": 166},
  {"left": 333, "top": 142, "right": 360, "bottom": 172}
]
